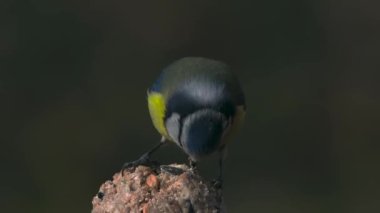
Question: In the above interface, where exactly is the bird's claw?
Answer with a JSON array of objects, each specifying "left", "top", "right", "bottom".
[
  {"left": 211, "top": 179, "right": 223, "bottom": 189},
  {"left": 121, "top": 153, "right": 151, "bottom": 173},
  {"left": 160, "top": 165, "right": 185, "bottom": 175},
  {"left": 188, "top": 158, "right": 198, "bottom": 174}
]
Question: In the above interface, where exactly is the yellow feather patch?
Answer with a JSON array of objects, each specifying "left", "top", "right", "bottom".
[{"left": 147, "top": 92, "right": 169, "bottom": 138}]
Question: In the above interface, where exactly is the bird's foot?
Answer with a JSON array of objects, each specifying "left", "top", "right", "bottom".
[
  {"left": 121, "top": 153, "right": 151, "bottom": 174},
  {"left": 188, "top": 158, "right": 198, "bottom": 174},
  {"left": 211, "top": 178, "right": 223, "bottom": 189},
  {"left": 160, "top": 165, "right": 185, "bottom": 175}
]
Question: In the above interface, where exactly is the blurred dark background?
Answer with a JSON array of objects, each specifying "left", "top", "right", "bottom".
[{"left": 1, "top": 0, "right": 379, "bottom": 212}]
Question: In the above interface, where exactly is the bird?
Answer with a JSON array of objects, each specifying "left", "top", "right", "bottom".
[{"left": 123, "top": 57, "right": 246, "bottom": 185}]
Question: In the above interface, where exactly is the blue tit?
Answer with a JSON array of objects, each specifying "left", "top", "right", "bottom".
[{"left": 123, "top": 57, "right": 245, "bottom": 183}]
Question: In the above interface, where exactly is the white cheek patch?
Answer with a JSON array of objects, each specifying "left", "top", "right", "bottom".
[{"left": 165, "top": 113, "right": 181, "bottom": 145}]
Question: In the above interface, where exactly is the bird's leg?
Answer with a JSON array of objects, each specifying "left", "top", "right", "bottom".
[
  {"left": 213, "top": 147, "right": 227, "bottom": 189},
  {"left": 122, "top": 137, "right": 166, "bottom": 172},
  {"left": 215, "top": 154, "right": 224, "bottom": 188}
]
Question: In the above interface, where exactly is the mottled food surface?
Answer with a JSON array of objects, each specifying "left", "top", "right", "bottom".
[{"left": 92, "top": 164, "right": 223, "bottom": 213}]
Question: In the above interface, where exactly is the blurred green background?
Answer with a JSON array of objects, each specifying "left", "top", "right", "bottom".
[{"left": 1, "top": 0, "right": 379, "bottom": 212}]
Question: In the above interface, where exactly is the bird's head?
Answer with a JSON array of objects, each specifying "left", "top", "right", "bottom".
[{"left": 164, "top": 80, "right": 235, "bottom": 161}]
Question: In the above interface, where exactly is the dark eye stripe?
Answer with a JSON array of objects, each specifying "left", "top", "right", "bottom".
[
  {"left": 178, "top": 116, "right": 184, "bottom": 147},
  {"left": 165, "top": 90, "right": 236, "bottom": 121}
]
